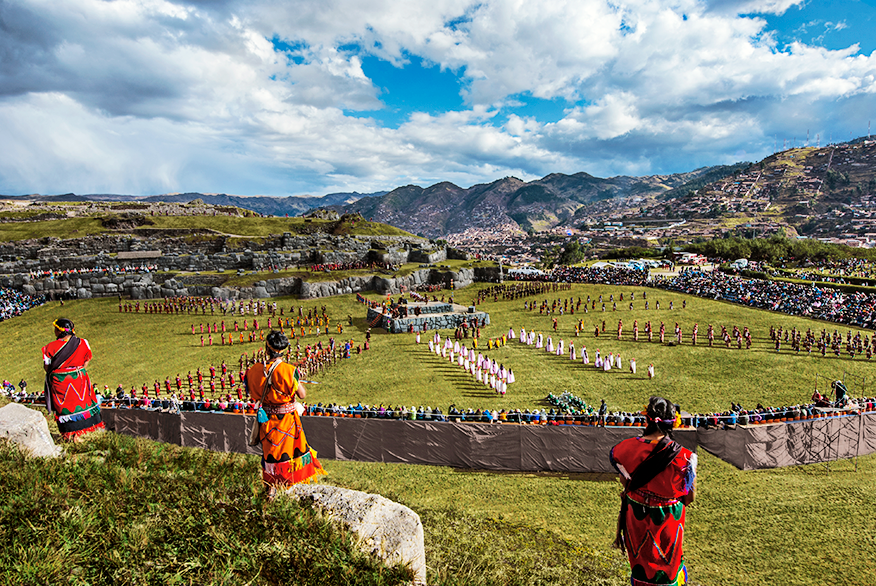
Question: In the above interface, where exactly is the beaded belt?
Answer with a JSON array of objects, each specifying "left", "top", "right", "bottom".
[
  {"left": 262, "top": 403, "right": 298, "bottom": 414},
  {"left": 627, "top": 489, "right": 680, "bottom": 507}
]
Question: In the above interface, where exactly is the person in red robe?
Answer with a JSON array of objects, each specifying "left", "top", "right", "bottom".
[
  {"left": 611, "top": 396, "right": 696, "bottom": 586},
  {"left": 42, "top": 318, "right": 104, "bottom": 441}
]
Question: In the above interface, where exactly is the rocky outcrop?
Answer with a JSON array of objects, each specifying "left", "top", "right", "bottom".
[
  {"left": 4, "top": 261, "right": 499, "bottom": 301},
  {"left": 289, "top": 484, "right": 426, "bottom": 585},
  {"left": 0, "top": 403, "right": 63, "bottom": 458},
  {"left": 0, "top": 233, "right": 431, "bottom": 275}
]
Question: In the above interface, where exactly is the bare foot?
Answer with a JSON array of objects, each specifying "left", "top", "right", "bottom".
[{"left": 266, "top": 485, "right": 277, "bottom": 501}]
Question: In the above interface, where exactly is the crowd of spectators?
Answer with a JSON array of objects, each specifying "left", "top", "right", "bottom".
[
  {"left": 13, "top": 386, "right": 871, "bottom": 429},
  {"left": 0, "top": 287, "right": 45, "bottom": 323},
  {"left": 543, "top": 390, "right": 876, "bottom": 429},
  {"left": 797, "top": 258, "right": 876, "bottom": 279},
  {"left": 29, "top": 265, "right": 158, "bottom": 280},
  {"left": 654, "top": 268, "right": 876, "bottom": 328},
  {"left": 551, "top": 265, "right": 650, "bottom": 286}
]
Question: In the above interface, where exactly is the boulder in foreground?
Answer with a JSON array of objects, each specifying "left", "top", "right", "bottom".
[
  {"left": 0, "top": 403, "right": 63, "bottom": 458},
  {"left": 289, "top": 483, "right": 427, "bottom": 585}
]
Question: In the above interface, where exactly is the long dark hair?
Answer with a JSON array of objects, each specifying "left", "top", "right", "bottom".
[{"left": 643, "top": 395, "right": 676, "bottom": 437}]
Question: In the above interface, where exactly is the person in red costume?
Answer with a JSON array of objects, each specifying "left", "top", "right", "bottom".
[
  {"left": 41, "top": 318, "right": 104, "bottom": 441},
  {"left": 610, "top": 396, "right": 696, "bottom": 586}
]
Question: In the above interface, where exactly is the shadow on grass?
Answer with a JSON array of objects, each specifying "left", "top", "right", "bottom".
[{"left": 448, "top": 468, "right": 619, "bottom": 483}]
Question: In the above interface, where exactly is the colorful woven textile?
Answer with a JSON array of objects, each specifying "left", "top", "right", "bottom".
[
  {"left": 610, "top": 437, "right": 697, "bottom": 586},
  {"left": 42, "top": 337, "right": 104, "bottom": 439},
  {"left": 245, "top": 360, "right": 326, "bottom": 486}
]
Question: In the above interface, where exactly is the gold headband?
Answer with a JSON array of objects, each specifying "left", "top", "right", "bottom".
[{"left": 53, "top": 320, "right": 74, "bottom": 334}]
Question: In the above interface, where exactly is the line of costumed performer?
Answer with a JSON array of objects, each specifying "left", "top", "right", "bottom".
[
  {"left": 245, "top": 330, "right": 326, "bottom": 498},
  {"left": 41, "top": 318, "right": 105, "bottom": 441},
  {"left": 610, "top": 396, "right": 697, "bottom": 586}
]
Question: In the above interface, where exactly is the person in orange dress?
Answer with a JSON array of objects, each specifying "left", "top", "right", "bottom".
[{"left": 245, "top": 331, "right": 326, "bottom": 498}]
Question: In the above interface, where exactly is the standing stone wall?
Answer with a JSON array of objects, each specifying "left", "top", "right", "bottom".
[{"left": 2, "top": 266, "right": 497, "bottom": 302}]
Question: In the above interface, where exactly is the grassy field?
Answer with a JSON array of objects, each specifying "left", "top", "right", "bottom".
[
  {"left": 2, "top": 283, "right": 876, "bottom": 584},
  {"left": 0, "top": 214, "right": 416, "bottom": 242},
  {"left": 140, "top": 215, "right": 416, "bottom": 238},
  {"left": 6, "top": 283, "right": 872, "bottom": 413},
  {"left": 0, "top": 216, "right": 108, "bottom": 242}
]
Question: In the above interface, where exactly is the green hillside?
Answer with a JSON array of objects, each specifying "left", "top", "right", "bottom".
[
  {"left": 0, "top": 211, "right": 415, "bottom": 243},
  {"left": 0, "top": 427, "right": 411, "bottom": 586}
]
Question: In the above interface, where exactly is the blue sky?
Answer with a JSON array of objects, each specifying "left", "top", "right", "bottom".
[{"left": 1, "top": 0, "right": 875, "bottom": 197}]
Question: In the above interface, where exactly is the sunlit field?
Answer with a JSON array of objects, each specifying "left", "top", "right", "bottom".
[{"left": 2, "top": 282, "right": 875, "bottom": 585}]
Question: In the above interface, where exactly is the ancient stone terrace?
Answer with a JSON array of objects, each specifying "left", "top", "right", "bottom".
[{"left": 366, "top": 300, "right": 490, "bottom": 333}]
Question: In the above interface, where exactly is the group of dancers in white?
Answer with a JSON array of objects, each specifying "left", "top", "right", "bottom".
[
  {"left": 423, "top": 333, "right": 515, "bottom": 395},
  {"left": 510, "top": 326, "right": 655, "bottom": 379}
]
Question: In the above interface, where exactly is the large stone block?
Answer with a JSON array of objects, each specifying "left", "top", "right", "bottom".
[
  {"left": 289, "top": 484, "right": 426, "bottom": 585},
  {"left": 0, "top": 403, "right": 62, "bottom": 458}
]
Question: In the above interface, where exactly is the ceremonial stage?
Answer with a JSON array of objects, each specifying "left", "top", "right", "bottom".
[{"left": 365, "top": 300, "right": 490, "bottom": 333}]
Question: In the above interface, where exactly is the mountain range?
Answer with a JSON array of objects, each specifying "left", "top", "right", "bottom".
[
  {"left": 5, "top": 137, "right": 875, "bottom": 241},
  {"left": 0, "top": 191, "right": 384, "bottom": 217},
  {"left": 327, "top": 166, "right": 748, "bottom": 237}
]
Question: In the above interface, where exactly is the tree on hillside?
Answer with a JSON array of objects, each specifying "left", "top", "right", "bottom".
[
  {"left": 540, "top": 245, "right": 562, "bottom": 269},
  {"left": 686, "top": 234, "right": 876, "bottom": 263},
  {"left": 558, "top": 240, "right": 586, "bottom": 265}
]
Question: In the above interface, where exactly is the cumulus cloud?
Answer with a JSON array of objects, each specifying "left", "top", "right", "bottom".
[
  {"left": 704, "top": 0, "right": 804, "bottom": 15},
  {"left": 0, "top": 0, "right": 874, "bottom": 196}
]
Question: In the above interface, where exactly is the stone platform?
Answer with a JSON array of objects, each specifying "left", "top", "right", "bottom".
[{"left": 366, "top": 301, "right": 490, "bottom": 333}]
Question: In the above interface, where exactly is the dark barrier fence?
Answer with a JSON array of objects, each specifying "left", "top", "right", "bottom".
[
  {"left": 101, "top": 409, "right": 876, "bottom": 472},
  {"left": 695, "top": 412, "right": 876, "bottom": 470}
]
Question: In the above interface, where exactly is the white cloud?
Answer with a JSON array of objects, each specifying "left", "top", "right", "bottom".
[
  {"left": 0, "top": 0, "right": 875, "bottom": 197},
  {"left": 704, "top": 0, "right": 805, "bottom": 16}
]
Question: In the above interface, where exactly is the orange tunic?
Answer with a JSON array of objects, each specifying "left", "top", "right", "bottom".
[{"left": 245, "top": 360, "right": 325, "bottom": 486}]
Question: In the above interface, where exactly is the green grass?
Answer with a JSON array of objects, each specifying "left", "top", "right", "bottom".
[
  {"left": 0, "top": 210, "right": 45, "bottom": 219},
  {"left": 0, "top": 214, "right": 416, "bottom": 243},
  {"left": 0, "top": 429, "right": 411, "bottom": 586},
  {"left": 139, "top": 216, "right": 415, "bottom": 238},
  {"left": 0, "top": 216, "right": 107, "bottom": 242},
  {"left": 4, "top": 284, "right": 875, "bottom": 413},
  {"left": 3, "top": 284, "right": 876, "bottom": 584},
  {"left": 324, "top": 452, "right": 876, "bottom": 586}
]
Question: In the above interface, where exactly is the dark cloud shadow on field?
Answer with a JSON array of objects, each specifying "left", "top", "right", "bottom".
[{"left": 450, "top": 469, "right": 617, "bottom": 483}]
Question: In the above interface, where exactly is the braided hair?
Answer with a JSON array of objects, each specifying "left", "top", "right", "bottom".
[
  {"left": 643, "top": 395, "right": 676, "bottom": 437},
  {"left": 53, "top": 318, "right": 75, "bottom": 339}
]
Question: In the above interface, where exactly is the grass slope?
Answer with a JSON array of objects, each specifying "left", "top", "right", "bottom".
[
  {"left": 0, "top": 214, "right": 415, "bottom": 243},
  {"left": 1, "top": 283, "right": 875, "bottom": 584},
  {"left": 0, "top": 428, "right": 411, "bottom": 586}
]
